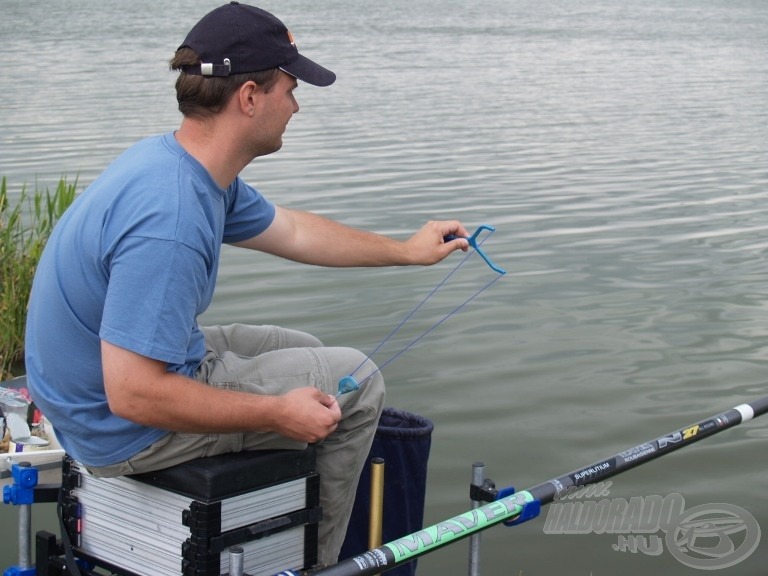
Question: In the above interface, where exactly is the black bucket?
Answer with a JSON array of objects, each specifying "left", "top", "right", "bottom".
[{"left": 340, "top": 407, "right": 434, "bottom": 576}]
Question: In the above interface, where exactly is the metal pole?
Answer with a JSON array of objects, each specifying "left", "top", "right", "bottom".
[
  {"left": 18, "top": 502, "right": 32, "bottom": 569},
  {"left": 367, "top": 458, "right": 386, "bottom": 576},
  {"left": 368, "top": 458, "right": 385, "bottom": 551},
  {"left": 229, "top": 546, "right": 244, "bottom": 576},
  {"left": 467, "top": 462, "right": 485, "bottom": 576}
]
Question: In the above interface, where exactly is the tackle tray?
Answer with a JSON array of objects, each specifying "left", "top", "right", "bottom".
[{"left": 60, "top": 448, "right": 320, "bottom": 576}]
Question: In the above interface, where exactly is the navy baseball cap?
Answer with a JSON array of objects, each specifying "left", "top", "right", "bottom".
[{"left": 178, "top": 2, "right": 336, "bottom": 87}]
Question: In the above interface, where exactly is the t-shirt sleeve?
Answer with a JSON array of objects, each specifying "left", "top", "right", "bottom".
[
  {"left": 99, "top": 236, "right": 209, "bottom": 365},
  {"left": 221, "top": 178, "right": 276, "bottom": 243}
]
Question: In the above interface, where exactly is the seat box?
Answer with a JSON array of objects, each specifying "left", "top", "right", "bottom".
[{"left": 60, "top": 448, "right": 320, "bottom": 576}]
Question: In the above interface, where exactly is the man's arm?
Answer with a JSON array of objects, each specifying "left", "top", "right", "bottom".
[
  {"left": 101, "top": 340, "right": 340, "bottom": 443},
  {"left": 232, "top": 206, "right": 470, "bottom": 266}
]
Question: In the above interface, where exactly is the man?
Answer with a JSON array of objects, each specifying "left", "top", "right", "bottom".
[{"left": 24, "top": 2, "right": 469, "bottom": 565}]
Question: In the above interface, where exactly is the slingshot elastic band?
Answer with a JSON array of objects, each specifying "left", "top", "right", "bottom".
[{"left": 337, "top": 225, "right": 506, "bottom": 396}]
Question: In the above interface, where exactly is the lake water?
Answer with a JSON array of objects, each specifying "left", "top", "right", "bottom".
[{"left": 2, "top": 0, "right": 768, "bottom": 574}]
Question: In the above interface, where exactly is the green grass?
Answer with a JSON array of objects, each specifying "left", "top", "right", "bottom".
[{"left": 1, "top": 176, "right": 77, "bottom": 379}]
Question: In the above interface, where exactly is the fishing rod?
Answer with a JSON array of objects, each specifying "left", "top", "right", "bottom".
[{"left": 275, "top": 395, "right": 768, "bottom": 576}]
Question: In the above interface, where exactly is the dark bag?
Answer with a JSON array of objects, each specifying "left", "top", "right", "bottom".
[{"left": 340, "top": 408, "right": 434, "bottom": 576}]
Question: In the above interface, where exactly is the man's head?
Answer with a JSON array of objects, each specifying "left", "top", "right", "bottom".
[{"left": 170, "top": 2, "right": 335, "bottom": 118}]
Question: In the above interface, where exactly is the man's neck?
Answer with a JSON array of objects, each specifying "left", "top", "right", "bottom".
[{"left": 175, "top": 117, "right": 249, "bottom": 189}]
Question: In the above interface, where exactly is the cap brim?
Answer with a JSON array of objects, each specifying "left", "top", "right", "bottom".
[{"left": 281, "top": 54, "right": 336, "bottom": 87}]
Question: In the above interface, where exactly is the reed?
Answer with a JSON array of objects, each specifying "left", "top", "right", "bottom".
[{"left": 0, "top": 176, "right": 77, "bottom": 379}]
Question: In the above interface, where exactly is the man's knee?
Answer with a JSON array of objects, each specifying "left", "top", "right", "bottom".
[{"left": 343, "top": 352, "right": 386, "bottom": 415}]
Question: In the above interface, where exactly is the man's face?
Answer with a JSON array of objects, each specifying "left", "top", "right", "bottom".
[{"left": 251, "top": 71, "right": 300, "bottom": 156}]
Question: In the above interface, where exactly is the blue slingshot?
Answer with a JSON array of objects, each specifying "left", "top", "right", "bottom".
[
  {"left": 444, "top": 224, "right": 506, "bottom": 275},
  {"left": 337, "top": 225, "right": 505, "bottom": 397}
]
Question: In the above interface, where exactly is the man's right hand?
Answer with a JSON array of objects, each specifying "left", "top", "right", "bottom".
[{"left": 272, "top": 387, "right": 341, "bottom": 443}]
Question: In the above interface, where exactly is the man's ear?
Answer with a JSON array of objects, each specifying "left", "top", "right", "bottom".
[{"left": 237, "top": 80, "right": 262, "bottom": 116}]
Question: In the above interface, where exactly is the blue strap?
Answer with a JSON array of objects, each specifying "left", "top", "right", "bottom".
[{"left": 496, "top": 485, "right": 542, "bottom": 527}]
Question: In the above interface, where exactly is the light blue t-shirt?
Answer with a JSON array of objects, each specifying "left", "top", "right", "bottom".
[{"left": 24, "top": 133, "right": 275, "bottom": 466}]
